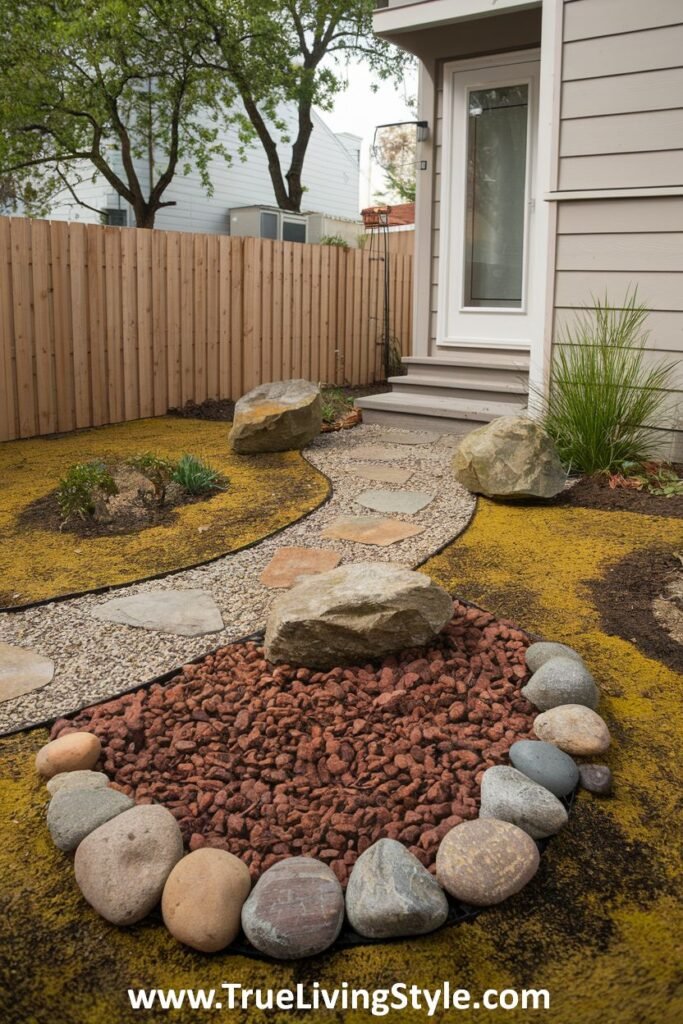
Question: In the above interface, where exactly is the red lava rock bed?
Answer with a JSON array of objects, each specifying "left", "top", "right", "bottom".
[{"left": 52, "top": 600, "right": 537, "bottom": 887}]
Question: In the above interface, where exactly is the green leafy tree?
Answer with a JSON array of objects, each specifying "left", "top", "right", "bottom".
[
  {"left": 0, "top": 0, "right": 237, "bottom": 227},
  {"left": 191, "top": 0, "right": 410, "bottom": 212}
]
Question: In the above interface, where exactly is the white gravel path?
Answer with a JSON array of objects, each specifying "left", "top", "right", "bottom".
[{"left": 0, "top": 425, "right": 475, "bottom": 734}]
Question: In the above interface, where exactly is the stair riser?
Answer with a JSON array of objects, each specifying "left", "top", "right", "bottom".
[
  {"left": 391, "top": 381, "right": 527, "bottom": 404},
  {"left": 402, "top": 363, "right": 529, "bottom": 385},
  {"left": 404, "top": 349, "right": 530, "bottom": 371},
  {"left": 360, "top": 408, "right": 483, "bottom": 434}
]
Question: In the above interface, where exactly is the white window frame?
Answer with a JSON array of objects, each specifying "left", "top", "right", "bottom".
[{"left": 437, "top": 50, "right": 541, "bottom": 348}]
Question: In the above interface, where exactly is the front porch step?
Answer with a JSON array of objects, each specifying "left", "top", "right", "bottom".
[
  {"left": 403, "top": 348, "right": 530, "bottom": 372},
  {"left": 388, "top": 374, "right": 528, "bottom": 402},
  {"left": 355, "top": 391, "right": 527, "bottom": 435}
]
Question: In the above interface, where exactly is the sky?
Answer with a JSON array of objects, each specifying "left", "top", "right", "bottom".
[{"left": 320, "top": 60, "right": 418, "bottom": 208}]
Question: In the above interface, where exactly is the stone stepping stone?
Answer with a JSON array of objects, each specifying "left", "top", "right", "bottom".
[
  {"left": 91, "top": 589, "right": 224, "bottom": 637},
  {"left": 0, "top": 642, "right": 54, "bottom": 703},
  {"left": 321, "top": 515, "right": 424, "bottom": 547},
  {"left": 355, "top": 488, "right": 435, "bottom": 515},
  {"left": 259, "top": 546, "right": 341, "bottom": 589},
  {"left": 379, "top": 429, "right": 441, "bottom": 446},
  {"left": 348, "top": 445, "right": 409, "bottom": 462},
  {"left": 354, "top": 464, "right": 414, "bottom": 486}
]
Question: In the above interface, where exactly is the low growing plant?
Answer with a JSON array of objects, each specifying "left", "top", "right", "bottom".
[
  {"left": 319, "top": 234, "right": 350, "bottom": 250},
  {"left": 128, "top": 452, "right": 175, "bottom": 506},
  {"left": 57, "top": 461, "right": 118, "bottom": 524},
  {"left": 608, "top": 461, "right": 683, "bottom": 497},
  {"left": 320, "top": 386, "right": 354, "bottom": 424},
  {"left": 539, "top": 290, "right": 679, "bottom": 474},
  {"left": 172, "top": 454, "right": 227, "bottom": 495}
]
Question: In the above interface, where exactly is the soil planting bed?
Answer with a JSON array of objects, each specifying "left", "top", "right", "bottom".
[
  {"left": 52, "top": 600, "right": 537, "bottom": 886},
  {"left": 21, "top": 464, "right": 219, "bottom": 538},
  {"left": 551, "top": 469, "right": 683, "bottom": 518}
]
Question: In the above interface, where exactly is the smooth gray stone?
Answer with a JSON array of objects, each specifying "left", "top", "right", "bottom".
[
  {"left": 47, "top": 787, "right": 134, "bottom": 852},
  {"left": 479, "top": 765, "right": 568, "bottom": 839},
  {"left": 579, "top": 764, "right": 613, "bottom": 796},
  {"left": 354, "top": 488, "right": 435, "bottom": 515},
  {"left": 522, "top": 656, "right": 599, "bottom": 711},
  {"left": 345, "top": 838, "right": 448, "bottom": 938},
  {"left": 525, "top": 641, "right": 584, "bottom": 673},
  {"left": 509, "top": 739, "right": 579, "bottom": 797},
  {"left": 47, "top": 770, "right": 110, "bottom": 796},
  {"left": 92, "top": 589, "right": 224, "bottom": 637}
]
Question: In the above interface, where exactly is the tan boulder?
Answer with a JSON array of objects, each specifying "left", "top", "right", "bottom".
[
  {"left": 264, "top": 562, "right": 453, "bottom": 669},
  {"left": 162, "top": 849, "right": 251, "bottom": 952},
  {"left": 453, "top": 415, "right": 566, "bottom": 499},
  {"left": 533, "top": 704, "right": 611, "bottom": 756},
  {"left": 436, "top": 818, "right": 540, "bottom": 905},
  {"left": 35, "top": 732, "right": 102, "bottom": 779},
  {"left": 229, "top": 379, "right": 321, "bottom": 454}
]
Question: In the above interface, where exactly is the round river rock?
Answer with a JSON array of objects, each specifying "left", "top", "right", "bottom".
[
  {"left": 579, "top": 763, "right": 613, "bottom": 795},
  {"left": 162, "top": 848, "right": 252, "bottom": 952},
  {"left": 533, "top": 704, "right": 611, "bottom": 756},
  {"left": 479, "top": 765, "right": 568, "bottom": 838},
  {"left": 47, "top": 786, "right": 134, "bottom": 852},
  {"left": 46, "top": 770, "right": 110, "bottom": 796},
  {"left": 522, "top": 656, "right": 599, "bottom": 711},
  {"left": 509, "top": 739, "right": 579, "bottom": 797},
  {"left": 35, "top": 732, "right": 102, "bottom": 779},
  {"left": 241, "top": 857, "right": 344, "bottom": 959},
  {"left": 345, "top": 838, "right": 449, "bottom": 939},
  {"left": 525, "top": 641, "right": 584, "bottom": 673},
  {"left": 74, "top": 804, "right": 183, "bottom": 925},
  {"left": 436, "top": 819, "right": 540, "bottom": 905}
]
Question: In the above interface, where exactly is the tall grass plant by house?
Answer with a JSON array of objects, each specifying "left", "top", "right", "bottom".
[{"left": 541, "top": 291, "right": 678, "bottom": 474}]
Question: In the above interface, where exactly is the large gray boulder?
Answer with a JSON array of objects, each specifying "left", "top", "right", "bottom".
[
  {"left": 229, "top": 379, "right": 322, "bottom": 454},
  {"left": 264, "top": 562, "right": 453, "bottom": 669},
  {"left": 453, "top": 415, "right": 566, "bottom": 500}
]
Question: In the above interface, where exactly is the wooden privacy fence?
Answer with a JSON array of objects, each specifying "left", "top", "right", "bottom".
[{"left": 0, "top": 217, "right": 413, "bottom": 443}]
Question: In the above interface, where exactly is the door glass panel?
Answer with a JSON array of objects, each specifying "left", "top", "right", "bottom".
[{"left": 464, "top": 84, "right": 528, "bottom": 309}]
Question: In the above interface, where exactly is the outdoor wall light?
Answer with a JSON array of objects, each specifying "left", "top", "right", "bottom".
[{"left": 416, "top": 120, "right": 429, "bottom": 142}]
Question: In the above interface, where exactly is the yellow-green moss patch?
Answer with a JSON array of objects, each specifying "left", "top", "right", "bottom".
[
  {"left": 0, "top": 418, "right": 329, "bottom": 608},
  {"left": 0, "top": 500, "right": 681, "bottom": 1023}
]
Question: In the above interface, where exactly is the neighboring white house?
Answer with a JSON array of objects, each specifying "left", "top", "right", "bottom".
[
  {"left": 359, "top": 0, "right": 683, "bottom": 459},
  {"left": 46, "top": 104, "right": 363, "bottom": 242}
]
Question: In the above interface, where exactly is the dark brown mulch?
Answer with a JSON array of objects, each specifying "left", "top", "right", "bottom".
[
  {"left": 20, "top": 465, "right": 217, "bottom": 539},
  {"left": 551, "top": 469, "right": 683, "bottom": 518},
  {"left": 591, "top": 546, "right": 683, "bottom": 673},
  {"left": 53, "top": 600, "right": 536, "bottom": 888},
  {"left": 167, "top": 384, "right": 392, "bottom": 423}
]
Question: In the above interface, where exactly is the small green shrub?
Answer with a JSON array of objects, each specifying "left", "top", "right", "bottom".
[
  {"left": 540, "top": 290, "right": 679, "bottom": 474},
  {"left": 57, "top": 461, "right": 118, "bottom": 524},
  {"left": 127, "top": 452, "right": 175, "bottom": 506},
  {"left": 172, "top": 454, "right": 227, "bottom": 495},
  {"left": 320, "top": 386, "right": 353, "bottom": 424},
  {"left": 320, "top": 234, "right": 350, "bottom": 250}
]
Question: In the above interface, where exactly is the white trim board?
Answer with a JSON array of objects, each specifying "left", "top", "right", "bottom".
[{"left": 374, "top": 0, "right": 541, "bottom": 36}]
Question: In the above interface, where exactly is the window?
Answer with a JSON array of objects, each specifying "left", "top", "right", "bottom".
[
  {"left": 260, "top": 211, "right": 278, "bottom": 240},
  {"left": 282, "top": 219, "right": 307, "bottom": 244},
  {"left": 102, "top": 208, "right": 128, "bottom": 227}
]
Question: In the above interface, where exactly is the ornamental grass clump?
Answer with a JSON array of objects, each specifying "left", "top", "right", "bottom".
[
  {"left": 171, "top": 454, "right": 227, "bottom": 495},
  {"left": 542, "top": 291, "right": 678, "bottom": 474}
]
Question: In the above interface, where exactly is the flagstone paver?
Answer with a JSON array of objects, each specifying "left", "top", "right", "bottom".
[
  {"left": 379, "top": 430, "right": 441, "bottom": 446},
  {"left": 354, "top": 489, "right": 436, "bottom": 515},
  {"left": 259, "top": 547, "right": 342, "bottom": 589},
  {"left": 0, "top": 642, "right": 54, "bottom": 703},
  {"left": 353, "top": 465, "right": 414, "bottom": 486},
  {"left": 91, "top": 590, "right": 224, "bottom": 637},
  {"left": 347, "top": 445, "right": 409, "bottom": 462},
  {"left": 320, "top": 515, "right": 424, "bottom": 547}
]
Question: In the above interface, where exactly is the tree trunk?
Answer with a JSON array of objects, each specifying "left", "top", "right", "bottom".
[{"left": 132, "top": 202, "right": 156, "bottom": 229}]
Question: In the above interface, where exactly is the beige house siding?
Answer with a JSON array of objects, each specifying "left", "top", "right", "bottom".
[{"left": 552, "top": 0, "right": 683, "bottom": 459}]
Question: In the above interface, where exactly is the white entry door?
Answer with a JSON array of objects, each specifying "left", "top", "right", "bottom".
[{"left": 437, "top": 52, "right": 541, "bottom": 348}]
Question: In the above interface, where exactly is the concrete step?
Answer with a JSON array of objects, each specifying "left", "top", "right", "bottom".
[
  {"left": 388, "top": 374, "right": 529, "bottom": 401},
  {"left": 355, "top": 390, "right": 527, "bottom": 434},
  {"left": 403, "top": 348, "right": 530, "bottom": 372}
]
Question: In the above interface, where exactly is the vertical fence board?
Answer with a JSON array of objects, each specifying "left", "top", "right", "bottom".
[
  {"left": 10, "top": 218, "right": 37, "bottom": 436},
  {"left": 104, "top": 228, "right": 124, "bottom": 424},
  {"left": 31, "top": 220, "right": 57, "bottom": 434},
  {"left": 0, "top": 219, "right": 18, "bottom": 440},
  {"left": 0, "top": 217, "right": 413, "bottom": 443}
]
